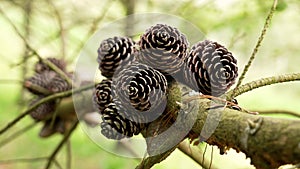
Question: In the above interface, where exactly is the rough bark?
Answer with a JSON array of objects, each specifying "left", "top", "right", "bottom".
[{"left": 191, "top": 99, "right": 300, "bottom": 169}]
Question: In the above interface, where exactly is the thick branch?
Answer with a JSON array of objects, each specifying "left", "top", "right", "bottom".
[{"left": 191, "top": 99, "right": 300, "bottom": 169}]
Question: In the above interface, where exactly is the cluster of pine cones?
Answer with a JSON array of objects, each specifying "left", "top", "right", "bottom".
[
  {"left": 93, "top": 24, "right": 238, "bottom": 140},
  {"left": 24, "top": 58, "right": 73, "bottom": 137}
]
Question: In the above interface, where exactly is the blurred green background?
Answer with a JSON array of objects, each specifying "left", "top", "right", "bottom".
[{"left": 0, "top": 0, "right": 300, "bottom": 169}]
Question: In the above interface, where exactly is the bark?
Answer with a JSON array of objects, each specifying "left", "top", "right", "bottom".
[{"left": 190, "top": 99, "right": 300, "bottom": 169}]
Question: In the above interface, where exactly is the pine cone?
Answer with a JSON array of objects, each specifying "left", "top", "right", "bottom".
[
  {"left": 97, "top": 36, "right": 136, "bottom": 78},
  {"left": 93, "top": 79, "right": 113, "bottom": 113},
  {"left": 39, "top": 117, "right": 66, "bottom": 137},
  {"left": 39, "top": 120, "right": 56, "bottom": 137},
  {"left": 35, "top": 57, "right": 66, "bottom": 73},
  {"left": 100, "top": 103, "right": 143, "bottom": 140},
  {"left": 184, "top": 40, "right": 238, "bottom": 96},
  {"left": 48, "top": 73, "right": 72, "bottom": 93},
  {"left": 112, "top": 62, "right": 168, "bottom": 123},
  {"left": 24, "top": 71, "right": 57, "bottom": 95},
  {"left": 138, "top": 24, "right": 189, "bottom": 75},
  {"left": 30, "top": 97, "right": 56, "bottom": 121},
  {"left": 25, "top": 71, "right": 72, "bottom": 95}
]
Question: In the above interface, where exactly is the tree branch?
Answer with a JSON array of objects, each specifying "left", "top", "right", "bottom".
[
  {"left": 0, "top": 121, "right": 38, "bottom": 148},
  {"left": 226, "top": 73, "right": 300, "bottom": 99},
  {"left": 0, "top": 83, "right": 93, "bottom": 136},
  {"left": 231, "top": 0, "right": 278, "bottom": 99},
  {"left": 140, "top": 79, "right": 300, "bottom": 169},
  {"left": 190, "top": 99, "right": 300, "bottom": 169},
  {"left": 258, "top": 110, "right": 300, "bottom": 118},
  {"left": 178, "top": 140, "right": 218, "bottom": 169},
  {"left": 0, "top": 157, "right": 62, "bottom": 169},
  {"left": 45, "top": 120, "right": 79, "bottom": 169}
]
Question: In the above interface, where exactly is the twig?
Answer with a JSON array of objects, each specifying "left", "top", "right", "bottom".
[
  {"left": 0, "top": 7, "right": 72, "bottom": 86},
  {"left": 20, "top": 0, "right": 33, "bottom": 102},
  {"left": 209, "top": 146, "right": 213, "bottom": 169},
  {"left": 47, "top": 0, "right": 66, "bottom": 59},
  {"left": 258, "top": 110, "right": 300, "bottom": 118},
  {"left": 0, "top": 121, "right": 38, "bottom": 148},
  {"left": 23, "top": 81, "right": 52, "bottom": 95},
  {"left": 226, "top": 72, "right": 300, "bottom": 99},
  {"left": 0, "top": 157, "right": 62, "bottom": 169},
  {"left": 0, "top": 79, "right": 23, "bottom": 84},
  {"left": 230, "top": 0, "right": 278, "bottom": 100},
  {"left": 135, "top": 146, "right": 177, "bottom": 169},
  {"left": 45, "top": 120, "right": 79, "bottom": 169},
  {"left": 202, "top": 144, "right": 208, "bottom": 168},
  {"left": 178, "top": 141, "right": 218, "bottom": 169},
  {"left": 69, "top": 0, "right": 114, "bottom": 61},
  {"left": 0, "top": 83, "right": 93, "bottom": 136},
  {"left": 66, "top": 139, "right": 72, "bottom": 169},
  {"left": 39, "top": 57, "right": 73, "bottom": 86},
  {"left": 118, "top": 141, "right": 141, "bottom": 158}
]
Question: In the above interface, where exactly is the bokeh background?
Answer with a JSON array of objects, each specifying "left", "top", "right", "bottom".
[{"left": 0, "top": 0, "right": 299, "bottom": 168}]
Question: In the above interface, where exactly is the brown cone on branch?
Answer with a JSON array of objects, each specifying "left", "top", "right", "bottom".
[
  {"left": 100, "top": 103, "right": 143, "bottom": 140},
  {"left": 112, "top": 62, "right": 168, "bottom": 123},
  {"left": 24, "top": 71, "right": 57, "bottom": 95},
  {"left": 138, "top": 24, "right": 189, "bottom": 75},
  {"left": 184, "top": 40, "right": 238, "bottom": 96},
  {"left": 39, "top": 117, "right": 66, "bottom": 138},
  {"left": 93, "top": 79, "right": 113, "bottom": 114},
  {"left": 48, "top": 73, "right": 73, "bottom": 93},
  {"left": 29, "top": 97, "right": 56, "bottom": 121},
  {"left": 35, "top": 57, "right": 66, "bottom": 73},
  {"left": 97, "top": 36, "right": 136, "bottom": 78}
]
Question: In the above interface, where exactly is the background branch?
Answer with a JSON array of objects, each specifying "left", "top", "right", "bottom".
[
  {"left": 0, "top": 121, "right": 38, "bottom": 148},
  {"left": 0, "top": 83, "right": 93, "bottom": 135},
  {"left": 45, "top": 120, "right": 79, "bottom": 169}
]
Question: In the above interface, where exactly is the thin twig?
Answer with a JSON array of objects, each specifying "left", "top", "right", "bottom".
[
  {"left": 0, "top": 79, "right": 23, "bottom": 84},
  {"left": 39, "top": 58, "right": 73, "bottom": 86},
  {"left": 178, "top": 141, "right": 217, "bottom": 169},
  {"left": 20, "top": 0, "right": 33, "bottom": 102},
  {"left": 69, "top": 0, "right": 114, "bottom": 61},
  {"left": 47, "top": 0, "right": 66, "bottom": 59},
  {"left": 258, "top": 110, "right": 300, "bottom": 118},
  {"left": 23, "top": 82, "right": 52, "bottom": 95},
  {"left": 202, "top": 144, "right": 208, "bottom": 168},
  {"left": 0, "top": 121, "right": 38, "bottom": 148},
  {"left": 230, "top": 0, "right": 278, "bottom": 100},
  {"left": 209, "top": 146, "right": 213, "bottom": 169},
  {"left": 0, "top": 157, "right": 62, "bottom": 169},
  {"left": 226, "top": 73, "right": 300, "bottom": 99},
  {"left": 0, "top": 7, "right": 72, "bottom": 86},
  {"left": 118, "top": 141, "right": 141, "bottom": 158},
  {"left": 0, "top": 83, "right": 93, "bottom": 136},
  {"left": 45, "top": 120, "right": 79, "bottom": 169},
  {"left": 135, "top": 146, "right": 177, "bottom": 169},
  {"left": 66, "top": 139, "right": 72, "bottom": 169}
]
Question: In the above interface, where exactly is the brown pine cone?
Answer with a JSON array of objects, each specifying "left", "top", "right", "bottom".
[
  {"left": 97, "top": 36, "right": 136, "bottom": 78},
  {"left": 138, "top": 24, "right": 189, "bottom": 75},
  {"left": 184, "top": 40, "right": 238, "bottom": 96}
]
